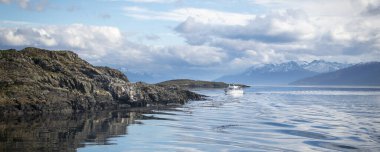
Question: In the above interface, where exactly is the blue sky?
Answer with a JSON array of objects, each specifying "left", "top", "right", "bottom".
[{"left": 0, "top": 0, "right": 379, "bottom": 80}]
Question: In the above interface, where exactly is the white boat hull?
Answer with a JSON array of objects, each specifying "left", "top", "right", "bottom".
[{"left": 225, "top": 89, "right": 244, "bottom": 95}]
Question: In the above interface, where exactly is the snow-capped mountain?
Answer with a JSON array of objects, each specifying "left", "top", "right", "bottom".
[
  {"left": 216, "top": 60, "right": 350, "bottom": 85},
  {"left": 292, "top": 62, "right": 380, "bottom": 86},
  {"left": 248, "top": 60, "right": 349, "bottom": 74},
  {"left": 246, "top": 61, "right": 305, "bottom": 74},
  {"left": 302, "top": 60, "right": 350, "bottom": 73}
]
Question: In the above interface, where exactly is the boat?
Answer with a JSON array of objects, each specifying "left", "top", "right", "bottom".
[{"left": 224, "top": 84, "right": 244, "bottom": 95}]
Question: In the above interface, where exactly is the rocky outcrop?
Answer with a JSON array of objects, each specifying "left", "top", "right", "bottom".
[{"left": 0, "top": 47, "right": 204, "bottom": 115}]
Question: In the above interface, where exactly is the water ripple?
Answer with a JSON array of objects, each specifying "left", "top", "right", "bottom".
[
  {"left": 261, "top": 122, "right": 296, "bottom": 128},
  {"left": 76, "top": 86, "right": 380, "bottom": 152},
  {"left": 304, "top": 141, "right": 361, "bottom": 151},
  {"left": 276, "top": 129, "right": 339, "bottom": 140}
]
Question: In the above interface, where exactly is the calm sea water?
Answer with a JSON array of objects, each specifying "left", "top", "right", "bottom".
[{"left": 1, "top": 86, "right": 380, "bottom": 152}]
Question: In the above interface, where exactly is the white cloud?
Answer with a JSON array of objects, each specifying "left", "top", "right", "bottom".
[
  {"left": 228, "top": 49, "right": 285, "bottom": 70},
  {"left": 124, "top": 7, "right": 255, "bottom": 25},
  {"left": 1, "top": 1, "right": 379, "bottom": 79},
  {"left": 0, "top": 29, "right": 26, "bottom": 45},
  {"left": 166, "top": 45, "right": 227, "bottom": 66},
  {"left": 175, "top": 9, "right": 316, "bottom": 45},
  {"left": 0, "top": 23, "right": 229, "bottom": 78},
  {"left": 122, "top": 4, "right": 378, "bottom": 71},
  {"left": 173, "top": 3, "right": 379, "bottom": 66},
  {"left": 327, "top": 26, "right": 353, "bottom": 44},
  {"left": 0, "top": 24, "right": 123, "bottom": 58}
]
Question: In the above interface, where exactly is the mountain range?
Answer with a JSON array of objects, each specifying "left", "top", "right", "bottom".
[
  {"left": 300, "top": 60, "right": 350, "bottom": 73},
  {"left": 216, "top": 60, "right": 350, "bottom": 85},
  {"left": 121, "top": 60, "right": 379, "bottom": 86},
  {"left": 291, "top": 62, "right": 380, "bottom": 86}
]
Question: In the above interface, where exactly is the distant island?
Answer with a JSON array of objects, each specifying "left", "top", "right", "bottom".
[
  {"left": 156, "top": 79, "right": 249, "bottom": 89},
  {"left": 291, "top": 62, "right": 380, "bottom": 86},
  {"left": 0, "top": 47, "right": 204, "bottom": 115}
]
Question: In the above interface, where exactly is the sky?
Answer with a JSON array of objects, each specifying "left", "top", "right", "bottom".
[{"left": 0, "top": 0, "right": 379, "bottom": 80}]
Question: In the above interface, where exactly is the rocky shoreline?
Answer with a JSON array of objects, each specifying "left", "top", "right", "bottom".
[{"left": 0, "top": 47, "right": 204, "bottom": 116}]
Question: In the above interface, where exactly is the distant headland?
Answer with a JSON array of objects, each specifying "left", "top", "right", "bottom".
[{"left": 156, "top": 79, "right": 249, "bottom": 89}]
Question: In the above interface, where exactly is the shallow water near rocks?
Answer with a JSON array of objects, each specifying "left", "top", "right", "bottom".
[{"left": 1, "top": 86, "right": 380, "bottom": 151}]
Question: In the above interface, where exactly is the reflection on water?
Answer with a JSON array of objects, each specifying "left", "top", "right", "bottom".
[
  {"left": 1, "top": 86, "right": 380, "bottom": 152},
  {"left": 0, "top": 110, "right": 152, "bottom": 152}
]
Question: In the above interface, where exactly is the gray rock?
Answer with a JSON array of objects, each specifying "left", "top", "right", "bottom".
[{"left": 0, "top": 47, "right": 204, "bottom": 116}]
